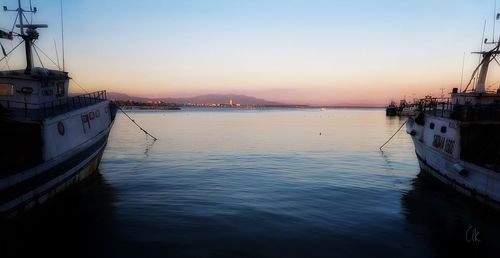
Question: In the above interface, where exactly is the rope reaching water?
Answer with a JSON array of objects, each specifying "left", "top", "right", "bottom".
[
  {"left": 115, "top": 105, "right": 158, "bottom": 141},
  {"left": 69, "top": 78, "right": 158, "bottom": 141},
  {"left": 379, "top": 121, "right": 407, "bottom": 150}
]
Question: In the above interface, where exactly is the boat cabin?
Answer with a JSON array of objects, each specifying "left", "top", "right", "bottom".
[{"left": 0, "top": 68, "right": 69, "bottom": 121}]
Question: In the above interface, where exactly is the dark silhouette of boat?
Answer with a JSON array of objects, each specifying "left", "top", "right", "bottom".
[{"left": 0, "top": 1, "right": 116, "bottom": 216}]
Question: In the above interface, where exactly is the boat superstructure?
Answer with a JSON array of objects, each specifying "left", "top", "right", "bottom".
[
  {"left": 386, "top": 101, "right": 397, "bottom": 116},
  {"left": 0, "top": 1, "right": 116, "bottom": 216},
  {"left": 406, "top": 21, "right": 500, "bottom": 209},
  {"left": 398, "top": 99, "right": 419, "bottom": 116}
]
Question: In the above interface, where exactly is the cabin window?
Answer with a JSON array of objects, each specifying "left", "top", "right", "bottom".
[
  {"left": 56, "top": 81, "right": 65, "bottom": 97},
  {"left": 440, "top": 126, "right": 447, "bottom": 133},
  {"left": 0, "top": 83, "right": 14, "bottom": 96},
  {"left": 429, "top": 123, "right": 435, "bottom": 129}
]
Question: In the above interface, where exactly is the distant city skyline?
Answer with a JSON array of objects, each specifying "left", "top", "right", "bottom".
[{"left": 0, "top": 0, "right": 499, "bottom": 105}]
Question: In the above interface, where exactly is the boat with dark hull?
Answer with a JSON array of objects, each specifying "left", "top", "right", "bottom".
[
  {"left": 0, "top": 2, "right": 116, "bottom": 216},
  {"left": 406, "top": 19, "right": 500, "bottom": 209},
  {"left": 385, "top": 101, "right": 397, "bottom": 116}
]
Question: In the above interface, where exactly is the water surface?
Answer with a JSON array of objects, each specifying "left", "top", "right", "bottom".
[{"left": 2, "top": 108, "right": 500, "bottom": 257}]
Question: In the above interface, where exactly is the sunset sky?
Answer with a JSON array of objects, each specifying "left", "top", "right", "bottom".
[{"left": 1, "top": 0, "right": 500, "bottom": 105}]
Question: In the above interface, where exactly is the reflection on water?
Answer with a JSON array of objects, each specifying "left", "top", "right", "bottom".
[
  {"left": 1, "top": 108, "right": 500, "bottom": 257},
  {"left": 0, "top": 173, "right": 117, "bottom": 258},
  {"left": 402, "top": 172, "right": 500, "bottom": 257}
]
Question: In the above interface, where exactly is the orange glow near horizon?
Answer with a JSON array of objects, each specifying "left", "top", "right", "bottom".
[{"left": 69, "top": 57, "right": 499, "bottom": 106}]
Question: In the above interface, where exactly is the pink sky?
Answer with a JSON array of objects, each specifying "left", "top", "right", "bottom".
[{"left": 3, "top": 0, "right": 498, "bottom": 106}]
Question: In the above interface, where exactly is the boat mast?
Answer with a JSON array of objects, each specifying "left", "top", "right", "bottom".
[
  {"left": 17, "top": 0, "right": 23, "bottom": 35},
  {"left": 17, "top": 0, "right": 33, "bottom": 74},
  {"left": 3, "top": 0, "right": 43, "bottom": 74},
  {"left": 476, "top": 52, "right": 492, "bottom": 93},
  {"left": 474, "top": 14, "right": 500, "bottom": 93}
]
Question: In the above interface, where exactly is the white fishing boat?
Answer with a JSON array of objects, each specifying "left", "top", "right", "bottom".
[
  {"left": 0, "top": 1, "right": 116, "bottom": 216},
  {"left": 398, "top": 99, "right": 419, "bottom": 116},
  {"left": 406, "top": 18, "right": 500, "bottom": 209}
]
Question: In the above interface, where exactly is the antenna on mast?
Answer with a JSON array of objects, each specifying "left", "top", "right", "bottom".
[
  {"left": 476, "top": 20, "right": 488, "bottom": 91},
  {"left": 485, "top": 2, "right": 500, "bottom": 45},
  {"left": 54, "top": 39, "right": 61, "bottom": 70},
  {"left": 494, "top": 0, "right": 497, "bottom": 42},
  {"left": 481, "top": 20, "right": 487, "bottom": 52},
  {"left": 460, "top": 52, "right": 465, "bottom": 92},
  {"left": 497, "top": 12, "right": 500, "bottom": 44},
  {"left": 60, "top": 0, "right": 65, "bottom": 72}
]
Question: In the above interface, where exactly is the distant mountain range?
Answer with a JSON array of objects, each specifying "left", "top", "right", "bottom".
[{"left": 106, "top": 92, "right": 282, "bottom": 106}]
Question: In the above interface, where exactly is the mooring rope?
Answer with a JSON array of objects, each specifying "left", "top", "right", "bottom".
[
  {"left": 379, "top": 120, "right": 407, "bottom": 150},
  {"left": 70, "top": 78, "right": 89, "bottom": 93},
  {"left": 69, "top": 78, "right": 158, "bottom": 141},
  {"left": 115, "top": 105, "right": 158, "bottom": 141},
  {"left": 0, "top": 40, "right": 24, "bottom": 63}
]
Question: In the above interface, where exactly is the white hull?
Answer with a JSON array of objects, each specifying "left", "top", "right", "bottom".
[
  {"left": 413, "top": 140, "right": 500, "bottom": 209},
  {"left": 407, "top": 114, "right": 500, "bottom": 210},
  {"left": 0, "top": 100, "right": 116, "bottom": 216},
  {"left": 0, "top": 4, "right": 118, "bottom": 217}
]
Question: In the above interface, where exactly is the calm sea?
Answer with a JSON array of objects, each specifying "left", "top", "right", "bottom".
[{"left": 2, "top": 108, "right": 500, "bottom": 257}]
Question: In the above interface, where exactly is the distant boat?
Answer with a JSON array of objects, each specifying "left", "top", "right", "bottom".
[
  {"left": 398, "top": 105, "right": 418, "bottom": 116},
  {"left": 398, "top": 99, "right": 419, "bottom": 116},
  {"left": 0, "top": 2, "right": 116, "bottom": 216},
  {"left": 406, "top": 18, "right": 500, "bottom": 209},
  {"left": 385, "top": 102, "right": 397, "bottom": 116},
  {"left": 320, "top": 108, "right": 326, "bottom": 111}
]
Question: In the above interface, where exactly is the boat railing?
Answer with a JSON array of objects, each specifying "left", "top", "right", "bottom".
[
  {"left": 0, "top": 90, "right": 107, "bottom": 121},
  {"left": 421, "top": 98, "right": 453, "bottom": 118},
  {"left": 422, "top": 99, "right": 500, "bottom": 121},
  {"left": 450, "top": 104, "right": 500, "bottom": 121}
]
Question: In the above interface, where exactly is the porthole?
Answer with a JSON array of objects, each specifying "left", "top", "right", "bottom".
[
  {"left": 441, "top": 126, "right": 447, "bottom": 133},
  {"left": 429, "top": 123, "right": 435, "bottom": 129},
  {"left": 57, "top": 121, "right": 65, "bottom": 135}
]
